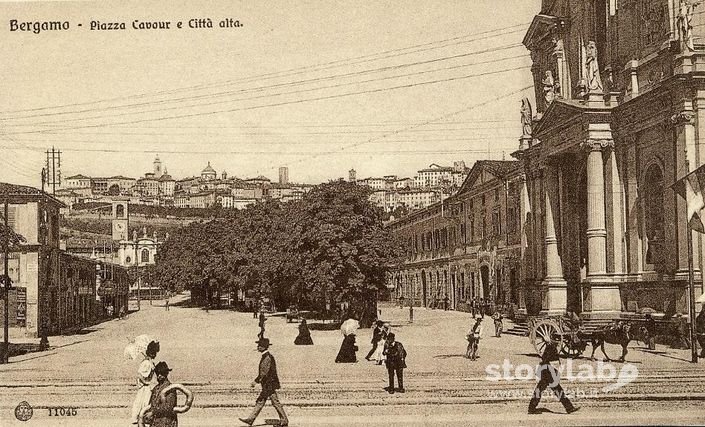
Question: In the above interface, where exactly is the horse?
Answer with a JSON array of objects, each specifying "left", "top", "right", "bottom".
[{"left": 587, "top": 322, "right": 635, "bottom": 362}]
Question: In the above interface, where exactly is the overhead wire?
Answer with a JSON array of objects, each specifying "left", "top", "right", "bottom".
[
  {"left": 0, "top": 23, "right": 529, "bottom": 116},
  {"left": 4, "top": 65, "right": 533, "bottom": 134},
  {"left": 1, "top": 44, "right": 526, "bottom": 123}
]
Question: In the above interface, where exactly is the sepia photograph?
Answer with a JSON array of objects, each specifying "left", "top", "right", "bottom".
[{"left": 1, "top": 0, "right": 705, "bottom": 425}]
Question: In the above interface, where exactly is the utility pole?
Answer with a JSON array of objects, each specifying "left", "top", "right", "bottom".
[
  {"left": 45, "top": 147, "right": 61, "bottom": 196},
  {"left": 3, "top": 199, "right": 10, "bottom": 364}
]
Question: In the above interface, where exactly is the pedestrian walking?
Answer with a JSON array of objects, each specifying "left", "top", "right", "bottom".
[
  {"left": 478, "top": 298, "right": 485, "bottom": 317},
  {"left": 492, "top": 310, "right": 503, "bottom": 337},
  {"left": 470, "top": 297, "right": 477, "bottom": 318},
  {"left": 138, "top": 361, "right": 194, "bottom": 427},
  {"left": 644, "top": 313, "right": 656, "bottom": 350},
  {"left": 131, "top": 340, "right": 160, "bottom": 424},
  {"left": 465, "top": 316, "right": 484, "bottom": 360},
  {"left": 673, "top": 313, "right": 691, "bottom": 349},
  {"left": 165, "top": 299, "right": 170, "bottom": 311},
  {"left": 335, "top": 333, "right": 358, "bottom": 363},
  {"left": 294, "top": 318, "right": 313, "bottom": 345},
  {"left": 375, "top": 323, "right": 391, "bottom": 364},
  {"left": 443, "top": 295, "right": 449, "bottom": 311},
  {"left": 528, "top": 337, "right": 579, "bottom": 415},
  {"left": 239, "top": 338, "right": 288, "bottom": 426},
  {"left": 258, "top": 311, "right": 267, "bottom": 340},
  {"left": 696, "top": 306, "right": 705, "bottom": 357},
  {"left": 365, "top": 321, "right": 384, "bottom": 361},
  {"left": 383, "top": 333, "right": 406, "bottom": 394}
]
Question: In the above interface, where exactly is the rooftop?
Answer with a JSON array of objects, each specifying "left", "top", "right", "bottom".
[{"left": 0, "top": 182, "right": 66, "bottom": 206}]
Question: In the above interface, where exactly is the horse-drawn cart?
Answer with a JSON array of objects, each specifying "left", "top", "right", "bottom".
[
  {"left": 529, "top": 316, "right": 587, "bottom": 358},
  {"left": 528, "top": 316, "right": 634, "bottom": 361}
]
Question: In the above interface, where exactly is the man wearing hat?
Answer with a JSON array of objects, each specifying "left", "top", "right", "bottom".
[
  {"left": 528, "top": 336, "right": 578, "bottom": 415},
  {"left": 142, "top": 361, "right": 178, "bottom": 427},
  {"left": 239, "top": 338, "right": 288, "bottom": 426},
  {"left": 465, "top": 316, "right": 484, "bottom": 360}
]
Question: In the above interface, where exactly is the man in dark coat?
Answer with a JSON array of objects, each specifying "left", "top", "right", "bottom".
[
  {"left": 258, "top": 311, "right": 267, "bottom": 339},
  {"left": 383, "top": 333, "right": 407, "bottom": 394},
  {"left": 239, "top": 338, "right": 288, "bottom": 426},
  {"left": 365, "top": 321, "right": 384, "bottom": 361},
  {"left": 528, "top": 338, "right": 578, "bottom": 415},
  {"left": 143, "top": 362, "right": 178, "bottom": 427}
]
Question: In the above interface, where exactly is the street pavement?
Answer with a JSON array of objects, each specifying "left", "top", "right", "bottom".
[{"left": 1, "top": 293, "right": 704, "bottom": 426}]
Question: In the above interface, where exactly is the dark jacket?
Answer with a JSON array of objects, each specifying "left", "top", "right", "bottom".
[
  {"left": 540, "top": 341, "right": 560, "bottom": 365},
  {"left": 371, "top": 326, "right": 383, "bottom": 344},
  {"left": 255, "top": 351, "right": 281, "bottom": 393},
  {"left": 148, "top": 379, "right": 178, "bottom": 427},
  {"left": 384, "top": 341, "right": 407, "bottom": 369}
]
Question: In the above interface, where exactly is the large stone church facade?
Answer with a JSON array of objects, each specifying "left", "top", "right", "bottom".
[{"left": 518, "top": 0, "right": 705, "bottom": 318}]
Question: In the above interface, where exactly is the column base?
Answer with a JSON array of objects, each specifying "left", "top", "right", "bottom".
[
  {"left": 582, "top": 283, "right": 621, "bottom": 313},
  {"left": 541, "top": 278, "right": 567, "bottom": 314}
]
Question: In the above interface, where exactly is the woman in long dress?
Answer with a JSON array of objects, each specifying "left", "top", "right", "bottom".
[
  {"left": 335, "top": 333, "right": 358, "bottom": 363},
  {"left": 294, "top": 318, "right": 314, "bottom": 345},
  {"left": 375, "top": 323, "right": 390, "bottom": 364},
  {"left": 131, "top": 340, "right": 160, "bottom": 424}
]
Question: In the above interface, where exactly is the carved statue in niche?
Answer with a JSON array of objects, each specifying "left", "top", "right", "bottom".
[
  {"left": 677, "top": 0, "right": 701, "bottom": 51},
  {"left": 552, "top": 37, "right": 564, "bottom": 57},
  {"left": 585, "top": 41, "right": 603, "bottom": 93},
  {"left": 520, "top": 98, "right": 533, "bottom": 136},
  {"left": 542, "top": 70, "right": 557, "bottom": 105}
]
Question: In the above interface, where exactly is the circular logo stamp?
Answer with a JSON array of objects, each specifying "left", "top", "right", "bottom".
[{"left": 15, "top": 401, "right": 33, "bottom": 422}]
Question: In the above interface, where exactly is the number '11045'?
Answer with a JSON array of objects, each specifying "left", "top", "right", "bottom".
[{"left": 48, "top": 407, "right": 77, "bottom": 416}]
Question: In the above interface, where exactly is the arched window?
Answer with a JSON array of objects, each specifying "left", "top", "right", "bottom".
[
  {"left": 141, "top": 249, "right": 150, "bottom": 264},
  {"left": 644, "top": 164, "right": 665, "bottom": 268},
  {"left": 115, "top": 204, "right": 125, "bottom": 218}
]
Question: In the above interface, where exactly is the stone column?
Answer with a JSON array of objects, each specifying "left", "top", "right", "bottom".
[
  {"left": 541, "top": 163, "right": 567, "bottom": 314},
  {"left": 606, "top": 146, "right": 626, "bottom": 276},
  {"left": 581, "top": 138, "right": 621, "bottom": 316},
  {"left": 583, "top": 139, "right": 610, "bottom": 279},
  {"left": 672, "top": 111, "right": 698, "bottom": 277},
  {"left": 624, "top": 140, "right": 643, "bottom": 275}
]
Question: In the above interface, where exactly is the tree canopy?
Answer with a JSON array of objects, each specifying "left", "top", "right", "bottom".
[{"left": 154, "top": 181, "right": 404, "bottom": 325}]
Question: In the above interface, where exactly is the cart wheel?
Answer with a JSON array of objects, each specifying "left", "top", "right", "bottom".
[
  {"left": 560, "top": 336, "right": 584, "bottom": 358},
  {"left": 532, "top": 319, "right": 562, "bottom": 357}
]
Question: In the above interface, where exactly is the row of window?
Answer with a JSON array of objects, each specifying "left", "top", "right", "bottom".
[{"left": 404, "top": 207, "right": 519, "bottom": 254}]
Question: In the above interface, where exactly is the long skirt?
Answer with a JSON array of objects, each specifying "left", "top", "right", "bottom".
[
  {"left": 131, "top": 384, "right": 153, "bottom": 424},
  {"left": 375, "top": 339, "right": 386, "bottom": 363}
]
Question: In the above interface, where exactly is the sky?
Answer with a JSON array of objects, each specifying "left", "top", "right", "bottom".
[{"left": 0, "top": 0, "right": 540, "bottom": 186}]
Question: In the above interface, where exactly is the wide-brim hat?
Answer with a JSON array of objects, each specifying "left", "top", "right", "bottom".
[
  {"left": 154, "top": 361, "right": 172, "bottom": 375},
  {"left": 255, "top": 338, "right": 271, "bottom": 347}
]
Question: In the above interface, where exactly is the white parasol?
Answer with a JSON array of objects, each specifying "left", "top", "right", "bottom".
[
  {"left": 340, "top": 318, "right": 359, "bottom": 336},
  {"left": 124, "top": 334, "right": 157, "bottom": 360}
]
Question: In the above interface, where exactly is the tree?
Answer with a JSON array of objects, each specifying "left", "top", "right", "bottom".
[
  {"left": 107, "top": 184, "right": 120, "bottom": 196},
  {"left": 0, "top": 216, "right": 26, "bottom": 288},
  {"left": 153, "top": 181, "right": 404, "bottom": 326}
]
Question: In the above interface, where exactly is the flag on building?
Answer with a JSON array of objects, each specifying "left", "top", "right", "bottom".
[{"left": 672, "top": 164, "right": 705, "bottom": 233}]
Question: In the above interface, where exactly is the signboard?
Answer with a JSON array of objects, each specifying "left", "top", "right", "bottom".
[{"left": 16, "top": 287, "right": 26, "bottom": 327}]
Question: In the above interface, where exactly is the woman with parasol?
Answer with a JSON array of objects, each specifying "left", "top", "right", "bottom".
[
  {"left": 126, "top": 335, "right": 160, "bottom": 424},
  {"left": 335, "top": 319, "right": 359, "bottom": 363}
]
